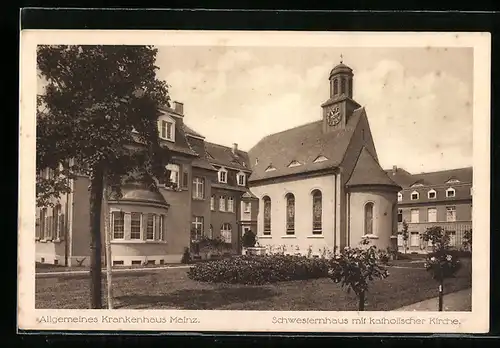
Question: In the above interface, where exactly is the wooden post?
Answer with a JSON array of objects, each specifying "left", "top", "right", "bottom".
[
  {"left": 103, "top": 178, "right": 113, "bottom": 309},
  {"left": 438, "top": 282, "right": 443, "bottom": 311}
]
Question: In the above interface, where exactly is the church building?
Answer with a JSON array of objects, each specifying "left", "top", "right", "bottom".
[{"left": 247, "top": 61, "right": 402, "bottom": 255}]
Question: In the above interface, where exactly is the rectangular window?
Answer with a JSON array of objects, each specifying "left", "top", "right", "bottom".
[
  {"left": 165, "top": 163, "right": 180, "bottom": 187},
  {"left": 192, "top": 216, "right": 204, "bottom": 239},
  {"left": 244, "top": 202, "right": 251, "bottom": 213},
  {"left": 428, "top": 191, "right": 436, "bottom": 199},
  {"left": 219, "top": 196, "right": 226, "bottom": 211},
  {"left": 221, "top": 223, "right": 232, "bottom": 243},
  {"left": 410, "top": 209, "right": 419, "bottom": 223},
  {"left": 192, "top": 177, "right": 205, "bottom": 199},
  {"left": 410, "top": 232, "right": 420, "bottom": 247},
  {"left": 446, "top": 206, "right": 456, "bottom": 222},
  {"left": 161, "top": 120, "right": 174, "bottom": 140},
  {"left": 112, "top": 211, "right": 125, "bottom": 239},
  {"left": 427, "top": 208, "right": 437, "bottom": 223},
  {"left": 227, "top": 197, "right": 234, "bottom": 212},
  {"left": 411, "top": 192, "right": 419, "bottom": 200},
  {"left": 210, "top": 195, "right": 215, "bottom": 211},
  {"left": 397, "top": 233, "right": 403, "bottom": 246},
  {"left": 35, "top": 217, "right": 40, "bottom": 239},
  {"left": 397, "top": 209, "right": 403, "bottom": 223},
  {"left": 146, "top": 214, "right": 155, "bottom": 240},
  {"left": 218, "top": 170, "right": 227, "bottom": 183},
  {"left": 237, "top": 173, "right": 246, "bottom": 186},
  {"left": 448, "top": 230, "right": 457, "bottom": 246},
  {"left": 130, "top": 212, "right": 142, "bottom": 239}
]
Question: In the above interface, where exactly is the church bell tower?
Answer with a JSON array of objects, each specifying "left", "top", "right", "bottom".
[{"left": 321, "top": 56, "right": 361, "bottom": 133}]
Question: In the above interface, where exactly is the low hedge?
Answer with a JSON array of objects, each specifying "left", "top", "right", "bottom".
[{"left": 187, "top": 254, "right": 334, "bottom": 285}]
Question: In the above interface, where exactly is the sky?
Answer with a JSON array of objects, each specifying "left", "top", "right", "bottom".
[
  {"left": 36, "top": 46, "right": 473, "bottom": 174},
  {"left": 155, "top": 46, "right": 473, "bottom": 174}
]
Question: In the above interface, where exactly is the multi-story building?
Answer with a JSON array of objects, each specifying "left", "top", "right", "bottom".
[
  {"left": 35, "top": 101, "right": 258, "bottom": 266},
  {"left": 387, "top": 166, "right": 473, "bottom": 253}
]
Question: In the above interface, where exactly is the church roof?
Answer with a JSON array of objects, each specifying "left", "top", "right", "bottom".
[
  {"left": 346, "top": 147, "right": 401, "bottom": 189},
  {"left": 248, "top": 107, "right": 365, "bottom": 182}
]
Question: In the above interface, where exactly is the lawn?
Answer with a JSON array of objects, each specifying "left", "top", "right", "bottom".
[{"left": 35, "top": 258, "right": 472, "bottom": 311}]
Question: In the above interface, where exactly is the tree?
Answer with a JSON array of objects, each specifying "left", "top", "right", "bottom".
[
  {"left": 421, "top": 226, "right": 462, "bottom": 311},
  {"left": 36, "top": 45, "right": 171, "bottom": 309},
  {"left": 327, "top": 239, "right": 389, "bottom": 311},
  {"left": 462, "top": 228, "right": 472, "bottom": 252},
  {"left": 401, "top": 220, "right": 409, "bottom": 254}
]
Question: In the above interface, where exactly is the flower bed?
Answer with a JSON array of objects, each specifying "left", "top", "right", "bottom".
[{"left": 187, "top": 254, "right": 334, "bottom": 285}]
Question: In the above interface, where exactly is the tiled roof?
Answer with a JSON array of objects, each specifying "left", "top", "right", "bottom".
[
  {"left": 386, "top": 167, "right": 473, "bottom": 188},
  {"left": 109, "top": 183, "right": 169, "bottom": 207},
  {"left": 346, "top": 147, "right": 401, "bottom": 189},
  {"left": 248, "top": 107, "right": 365, "bottom": 182},
  {"left": 205, "top": 142, "right": 251, "bottom": 172},
  {"left": 182, "top": 123, "right": 205, "bottom": 139}
]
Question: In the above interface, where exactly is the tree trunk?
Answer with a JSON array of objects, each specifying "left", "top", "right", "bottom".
[
  {"left": 89, "top": 166, "right": 104, "bottom": 309},
  {"left": 438, "top": 280, "right": 444, "bottom": 311},
  {"left": 359, "top": 291, "right": 365, "bottom": 311},
  {"left": 103, "top": 178, "right": 113, "bottom": 309}
]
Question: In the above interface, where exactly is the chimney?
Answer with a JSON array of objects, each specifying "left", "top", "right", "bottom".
[
  {"left": 392, "top": 165, "right": 397, "bottom": 175},
  {"left": 173, "top": 101, "right": 184, "bottom": 115},
  {"left": 232, "top": 143, "right": 238, "bottom": 155}
]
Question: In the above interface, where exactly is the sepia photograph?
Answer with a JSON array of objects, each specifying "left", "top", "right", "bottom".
[{"left": 19, "top": 30, "right": 490, "bottom": 333}]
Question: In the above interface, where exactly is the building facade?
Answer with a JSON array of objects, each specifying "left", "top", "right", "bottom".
[
  {"left": 247, "top": 62, "right": 401, "bottom": 256},
  {"left": 35, "top": 102, "right": 257, "bottom": 266},
  {"left": 387, "top": 166, "right": 473, "bottom": 253}
]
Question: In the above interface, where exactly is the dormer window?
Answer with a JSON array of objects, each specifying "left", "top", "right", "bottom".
[
  {"left": 411, "top": 191, "right": 419, "bottom": 200},
  {"left": 397, "top": 192, "right": 402, "bottom": 202},
  {"left": 411, "top": 183, "right": 424, "bottom": 188},
  {"left": 428, "top": 189, "right": 436, "bottom": 199},
  {"left": 158, "top": 114, "right": 175, "bottom": 142},
  {"left": 237, "top": 172, "right": 246, "bottom": 186},
  {"left": 218, "top": 167, "right": 228, "bottom": 183},
  {"left": 265, "top": 165, "right": 276, "bottom": 172},
  {"left": 446, "top": 178, "right": 460, "bottom": 184},
  {"left": 446, "top": 187, "right": 456, "bottom": 198},
  {"left": 313, "top": 155, "right": 328, "bottom": 163},
  {"left": 288, "top": 160, "right": 302, "bottom": 168}
]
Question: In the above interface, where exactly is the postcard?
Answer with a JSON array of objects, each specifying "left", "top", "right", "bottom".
[{"left": 19, "top": 29, "right": 490, "bottom": 333}]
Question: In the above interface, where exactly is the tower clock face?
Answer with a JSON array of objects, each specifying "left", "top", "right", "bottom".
[{"left": 327, "top": 106, "right": 341, "bottom": 126}]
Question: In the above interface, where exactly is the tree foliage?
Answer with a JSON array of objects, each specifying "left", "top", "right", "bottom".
[{"left": 36, "top": 45, "right": 171, "bottom": 206}]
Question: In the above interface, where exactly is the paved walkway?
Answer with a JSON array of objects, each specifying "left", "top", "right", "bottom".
[
  {"left": 395, "top": 288, "right": 472, "bottom": 312},
  {"left": 36, "top": 265, "right": 193, "bottom": 277}
]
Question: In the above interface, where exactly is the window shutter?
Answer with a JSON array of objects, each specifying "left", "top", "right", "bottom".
[
  {"left": 142, "top": 214, "right": 148, "bottom": 241},
  {"left": 124, "top": 213, "right": 131, "bottom": 240},
  {"left": 162, "top": 215, "right": 167, "bottom": 241},
  {"left": 58, "top": 213, "right": 65, "bottom": 240},
  {"left": 47, "top": 216, "right": 53, "bottom": 240},
  {"left": 35, "top": 218, "right": 40, "bottom": 239}
]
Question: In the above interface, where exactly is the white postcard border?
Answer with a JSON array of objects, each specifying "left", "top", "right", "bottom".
[{"left": 18, "top": 30, "right": 491, "bottom": 333}]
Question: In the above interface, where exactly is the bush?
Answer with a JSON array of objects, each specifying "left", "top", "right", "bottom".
[
  {"left": 187, "top": 254, "right": 333, "bottom": 285},
  {"left": 378, "top": 250, "right": 390, "bottom": 264},
  {"left": 241, "top": 230, "right": 257, "bottom": 248},
  {"left": 181, "top": 247, "right": 191, "bottom": 264}
]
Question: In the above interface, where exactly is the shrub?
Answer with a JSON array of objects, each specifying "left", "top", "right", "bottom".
[
  {"left": 181, "top": 247, "right": 191, "bottom": 264},
  {"left": 377, "top": 250, "right": 390, "bottom": 264},
  {"left": 328, "top": 241, "right": 389, "bottom": 311},
  {"left": 241, "top": 230, "right": 257, "bottom": 248},
  {"left": 187, "top": 254, "right": 333, "bottom": 285}
]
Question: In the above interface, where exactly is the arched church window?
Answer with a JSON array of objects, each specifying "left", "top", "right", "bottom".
[
  {"left": 364, "top": 202, "right": 374, "bottom": 235},
  {"left": 285, "top": 193, "right": 295, "bottom": 235},
  {"left": 333, "top": 79, "right": 339, "bottom": 95},
  {"left": 312, "top": 190, "right": 322, "bottom": 234},
  {"left": 263, "top": 196, "right": 271, "bottom": 235},
  {"left": 341, "top": 78, "right": 346, "bottom": 94}
]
